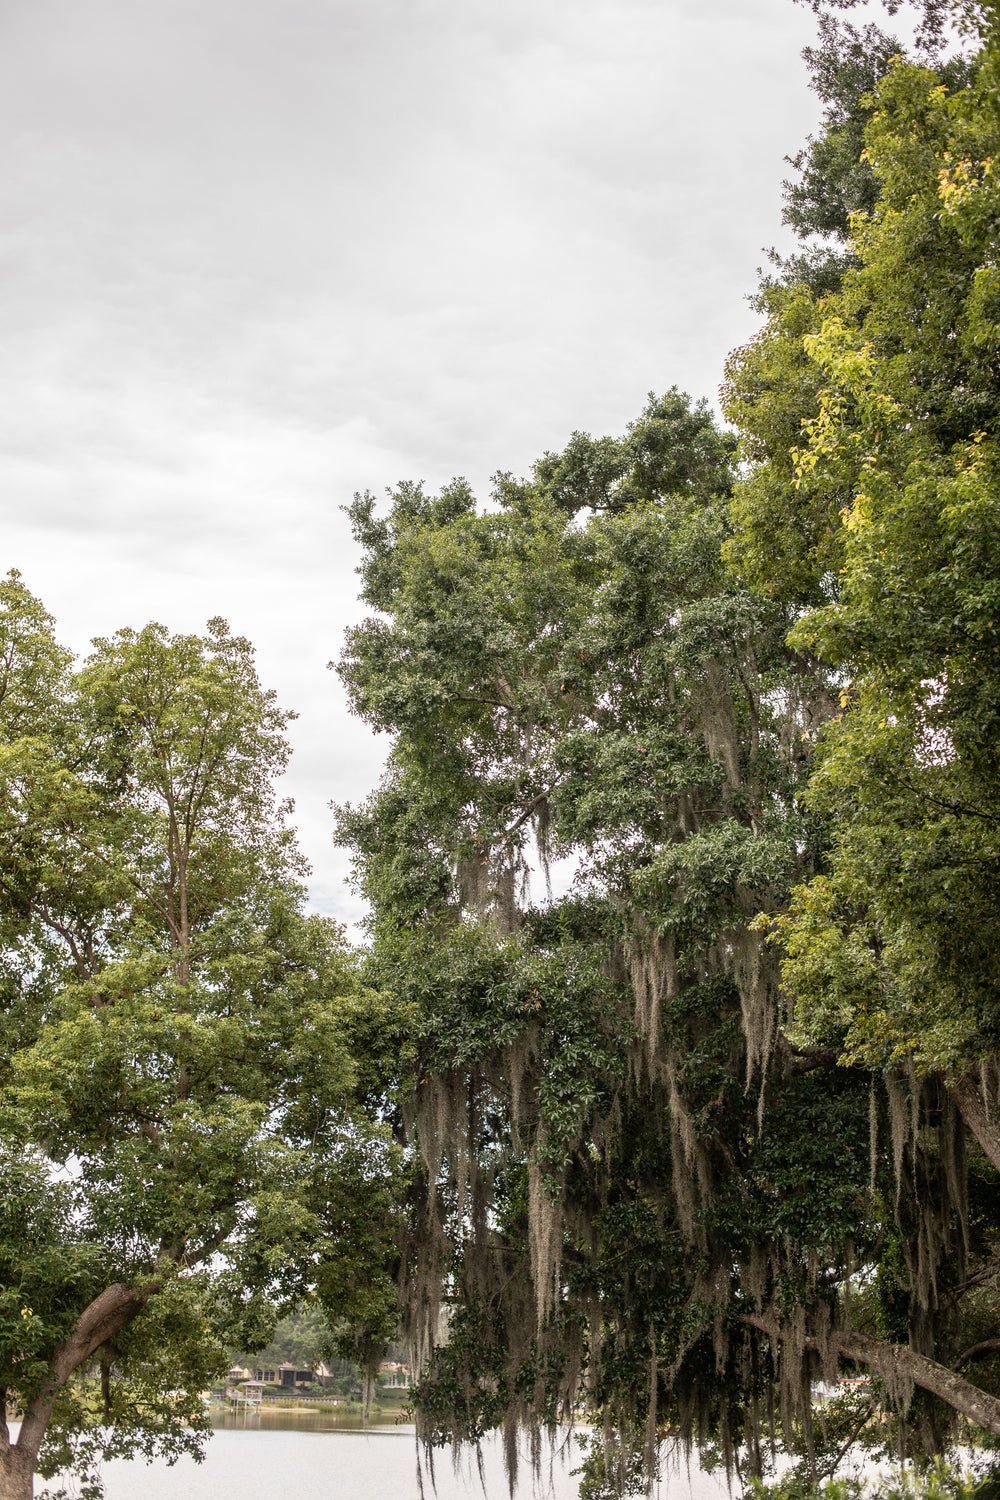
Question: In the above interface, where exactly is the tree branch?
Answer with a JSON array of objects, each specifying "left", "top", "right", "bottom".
[
  {"left": 952, "top": 1340, "right": 1000, "bottom": 1372},
  {"left": 776, "top": 1034, "right": 844, "bottom": 1074},
  {"left": 16, "top": 1280, "right": 159, "bottom": 1462},
  {"left": 740, "top": 1314, "right": 1000, "bottom": 1437},
  {"left": 138, "top": 1116, "right": 165, "bottom": 1150},
  {"left": 951, "top": 1070, "right": 1000, "bottom": 1176},
  {"left": 501, "top": 787, "right": 559, "bottom": 844}
]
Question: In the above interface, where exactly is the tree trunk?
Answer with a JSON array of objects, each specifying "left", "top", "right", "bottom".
[
  {"left": 0, "top": 1445, "right": 33, "bottom": 1500},
  {"left": 0, "top": 1281, "right": 157, "bottom": 1500}
]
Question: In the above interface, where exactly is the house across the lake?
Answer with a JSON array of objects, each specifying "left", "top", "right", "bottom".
[
  {"left": 226, "top": 1358, "right": 411, "bottom": 1395},
  {"left": 228, "top": 1362, "right": 335, "bottom": 1388}
]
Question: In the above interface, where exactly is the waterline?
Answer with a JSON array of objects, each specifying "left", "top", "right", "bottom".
[{"left": 26, "top": 1416, "right": 732, "bottom": 1499}]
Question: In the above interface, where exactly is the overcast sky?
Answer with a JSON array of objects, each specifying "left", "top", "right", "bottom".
[{"left": 1, "top": 0, "right": 836, "bottom": 931}]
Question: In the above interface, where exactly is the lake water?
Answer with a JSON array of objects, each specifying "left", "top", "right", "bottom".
[{"left": 89, "top": 1412, "right": 734, "bottom": 1500}]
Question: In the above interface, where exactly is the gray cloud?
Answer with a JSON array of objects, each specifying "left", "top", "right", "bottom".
[{"left": 0, "top": 0, "right": 825, "bottom": 932}]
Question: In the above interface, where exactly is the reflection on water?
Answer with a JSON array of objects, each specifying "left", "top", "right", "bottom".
[
  {"left": 211, "top": 1406, "right": 411, "bottom": 1433},
  {"left": 92, "top": 1416, "right": 731, "bottom": 1500}
]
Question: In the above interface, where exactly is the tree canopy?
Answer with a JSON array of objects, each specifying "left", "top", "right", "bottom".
[
  {"left": 337, "top": 389, "right": 862, "bottom": 1487},
  {"left": 0, "top": 579, "right": 408, "bottom": 1500}
]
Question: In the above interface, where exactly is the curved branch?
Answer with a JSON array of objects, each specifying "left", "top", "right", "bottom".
[
  {"left": 951, "top": 1071, "right": 1000, "bottom": 1176},
  {"left": 952, "top": 1340, "right": 1000, "bottom": 1372},
  {"left": 740, "top": 1315, "right": 1000, "bottom": 1437},
  {"left": 16, "top": 1280, "right": 159, "bottom": 1462}
]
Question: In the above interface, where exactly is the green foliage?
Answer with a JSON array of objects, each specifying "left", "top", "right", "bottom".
[
  {"left": 756, "top": 31, "right": 1000, "bottom": 1075},
  {"left": 572, "top": 1430, "right": 649, "bottom": 1500},
  {"left": 232, "top": 1303, "right": 329, "bottom": 1370},
  {"left": 515, "top": 388, "right": 738, "bottom": 515},
  {"left": 0, "top": 580, "right": 412, "bottom": 1495},
  {"left": 783, "top": 16, "right": 903, "bottom": 245},
  {"left": 334, "top": 7, "right": 1000, "bottom": 1492},
  {"left": 749, "top": 1455, "right": 1000, "bottom": 1500},
  {"left": 0, "top": 1155, "right": 104, "bottom": 1408},
  {"left": 721, "top": 4, "right": 1000, "bottom": 1487}
]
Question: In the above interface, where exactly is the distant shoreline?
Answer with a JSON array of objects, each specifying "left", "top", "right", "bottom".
[{"left": 211, "top": 1398, "right": 411, "bottom": 1418}]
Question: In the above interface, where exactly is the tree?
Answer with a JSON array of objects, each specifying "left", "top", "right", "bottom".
[
  {"left": 0, "top": 577, "right": 408, "bottom": 1500},
  {"left": 728, "top": 5, "right": 973, "bottom": 602},
  {"left": 336, "top": 393, "right": 893, "bottom": 1488},
  {"left": 728, "top": 8, "right": 1000, "bottom": 1083},
  {"left": 769, "top": 40, "right": 1000, "bottom": 1080},
  {"left": 790, "top": 0, "right": 970, "bottom": 53},
  {"left": 232, "top": 1304, "right": 329, "bottom": 1373}
]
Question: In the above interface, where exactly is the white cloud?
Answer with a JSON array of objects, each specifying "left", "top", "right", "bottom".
[{"left": 0, "top": 0, "right": 824, "bottom": 932}]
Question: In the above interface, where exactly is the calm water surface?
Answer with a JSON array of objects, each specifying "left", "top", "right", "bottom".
[{"left": 92, "top": 1412, "right": 733, "bottom": 1500}]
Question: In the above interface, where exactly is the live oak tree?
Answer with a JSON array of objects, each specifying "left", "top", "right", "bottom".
[
  {"left": 335, "top": 393, "right": 880, "bottom": 1489},
  {"left": 0, "top": 576, "right": 408, "bottom": 1500}
]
